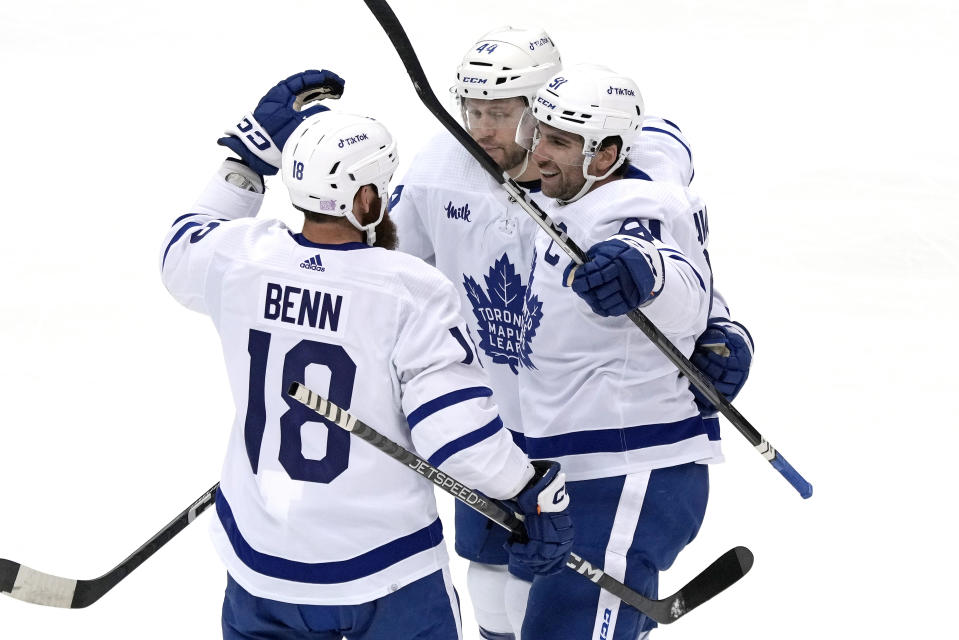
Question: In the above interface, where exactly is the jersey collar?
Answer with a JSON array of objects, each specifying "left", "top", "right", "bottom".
[{"left": 289, "top": 232, "right": 371, "bottom": 251}]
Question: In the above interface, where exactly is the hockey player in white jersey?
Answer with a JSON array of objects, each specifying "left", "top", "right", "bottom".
[
  {"left": 390, "top": 26, "right": 753, "bottom": 640},
  {"left": 160, "top": 70, "right": 573, "bottom": 640},
  {"left": 511, "top": 64, "right": 721, "bottom": 639}
]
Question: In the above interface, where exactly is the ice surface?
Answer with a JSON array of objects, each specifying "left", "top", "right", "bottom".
[{"left": 1, "top": 1, "right": 956, "bottom": 638}]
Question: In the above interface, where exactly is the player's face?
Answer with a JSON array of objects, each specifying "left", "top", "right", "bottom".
[
  {"left": 461, "top": 97, "right": 528, "bottom": 172},
  {"left": 532, "top": 123, "right": 589, "bottom": 200}
]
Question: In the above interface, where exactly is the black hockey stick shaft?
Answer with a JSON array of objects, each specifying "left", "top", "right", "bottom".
[
  {"left": 360, "top": 0, "right": 811, "bottom": 499},
  {"left": 289, "top": 382, "right": 752, "bottom": 624},
  {"left": 0, "top": 483, "right": 217, "bottom": 608}
]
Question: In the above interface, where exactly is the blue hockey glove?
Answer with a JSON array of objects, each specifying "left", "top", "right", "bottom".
[
  {"left": 504, "top": 460, "right": 573, "bottom": 577},
  {"left": 218, "top": 69, "right": 345, "bottom": 176},
  {"left": 569, "top": 235, "right": 665, "bottom": 317},
  {"left": 690, "top": 320, "right": 755, "bottom": 413}
]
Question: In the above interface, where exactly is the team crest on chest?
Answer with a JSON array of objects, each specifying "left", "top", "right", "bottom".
[{"left": 463, "top": 253, "right": 542, "bottom": 373}]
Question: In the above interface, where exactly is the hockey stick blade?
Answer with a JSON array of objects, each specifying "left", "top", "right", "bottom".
[
  {"left": 289, "top": 382, "right": 753, "bottom": 624},
  {"left": 656, "top": 546, "right": 753, "bottom": 623},
  {"left": 0, "top": 483, "right": 217, "bottom": 608}
]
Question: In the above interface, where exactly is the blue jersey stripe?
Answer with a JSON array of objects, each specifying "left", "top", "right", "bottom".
[
  {"left": 406, "top": 386, "right": 493, "bottom": 430},
  {"left": 523, "top": 415, "right": 714, "bottom": 459},
  {"left": 660, "top": 118, "right": 683, "bottom": 132},
  {"left": 648, "top": 219, "right": 662, "bottom": 240},
  {"left": 641, "top": 126, "right": 692, "bottom": 162},
  {"left": 170, "top": 212, "right": 208, "bottom": 227},
  {"left": 161, "top": 222, "right": 202, "bottom": 269},
  {"left": 428, "top": 416, "right": 504, "bottom": 467},
  {"left": 702, "top": 416, "right": 720, "bottom": 439},
  {"left": 507, "top": 428, "right": 527, "bottom": 453},
  {"left": 624, "top": 165, "right": 653, "bottom": 182},
  {"left": 665, "top": 253, "right": 707, "bottom": 292},
  {"left": 388, "top": 184, "right": 405, "bottom": 210},
  {"left": 170, "top": 213, "right": 229, "bottom": 228},
  {"left": 215, "top": 490, "right": 444, "bottom": 584}
]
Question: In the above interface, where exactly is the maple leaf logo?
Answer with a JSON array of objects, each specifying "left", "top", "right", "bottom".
[{"left": 463, "top": 253, "right": 541, "bottom": 373}]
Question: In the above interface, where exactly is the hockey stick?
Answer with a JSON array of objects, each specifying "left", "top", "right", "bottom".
[
  {"left": 288, "top": 382, "right": 752, "bottom": 624},
  {"left": 0, "top": 483, "right": 217, "bottom": 608},
  {"left": 360, "top": 0, "right": 812, "bottom": 499}
]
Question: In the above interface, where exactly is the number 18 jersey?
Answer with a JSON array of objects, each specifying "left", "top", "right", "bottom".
[{"left": 160, "top": 170, "right": 531, "bottom": 605}]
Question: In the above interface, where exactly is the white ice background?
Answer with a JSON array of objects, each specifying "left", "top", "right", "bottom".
[{"left": 1, "top": 1, "right": 957, "bottom": 638}]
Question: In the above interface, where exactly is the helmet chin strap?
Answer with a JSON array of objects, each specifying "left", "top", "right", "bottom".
[
  {"left": 348, "top": 198, "right": 388, "bottom": 246},
  {"left": 557, "top": 152, "right": 625, "bottom": 205},
  {"left": 507, "top": 151, "right": 531, "bottom": 180}
]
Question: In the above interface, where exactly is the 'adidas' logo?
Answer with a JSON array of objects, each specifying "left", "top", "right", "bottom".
[{"left": 299, "top": 254, "right": 326, "bottom": 272}]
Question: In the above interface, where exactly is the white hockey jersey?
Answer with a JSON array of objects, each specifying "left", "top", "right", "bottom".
[
  {"left": 160, "top": 171, "right": 531, "bottom": 605},
  {"left": 390, "top": 116, "right": 697, "bottom": 446},
  {"left": 390, "top": 133, "right": 542, "bottom": 443},
  {"left": 516, "top": 178, "right": 723, "bottom": 481}
]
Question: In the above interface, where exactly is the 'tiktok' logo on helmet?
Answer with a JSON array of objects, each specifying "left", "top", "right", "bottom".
[{"left": 338, "top": 133, "right": 369, "bottom": 148}]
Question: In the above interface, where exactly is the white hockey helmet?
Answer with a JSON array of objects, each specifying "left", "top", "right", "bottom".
[
  {"left": 282, "top": 111, "right": 399, "bottom": 245},
  {"left": 523, "top": 64, "right": 645, "bottom": 202},
  {"left": 530, "top": 64, "right": 645, "bottom": 158},
  {"left": 454, "top": 26, "right": 562, "bottom": 105}
]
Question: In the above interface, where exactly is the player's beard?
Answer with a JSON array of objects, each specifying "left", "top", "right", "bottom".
[
  {"left": 373, "top": 208, "right": 398, "bottom": 250},
  {"left": 498, "top": 143, "right": 529, "bottom": 175},
  {"left": 357, "top": 195, "right": 398, "bottom": 250},
  {"left": 538, "top": 162, "right": 587, "bottom": 201}
]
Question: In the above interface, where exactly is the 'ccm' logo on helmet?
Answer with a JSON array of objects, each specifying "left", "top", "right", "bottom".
[
  {"left": 536, "top": 96, "right": 557, "bottom": 110},
  {"left": 607, "top": 86, "right": 636, "bottom": 96},
  {"left": 548, "top": 77, "right": 568, "bottom": 90},
  {"left": 338, "top": 133, "right": 369, "bottom": 148},
  {"left": 462, "top": 77, "right": 487, "bottom": 84}
]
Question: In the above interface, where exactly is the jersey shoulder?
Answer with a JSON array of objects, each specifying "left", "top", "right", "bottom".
[
  {"left": 365, "top": 248, "right": 459, "bottom": 305},
  {"left": 554, "top": 179, "right": 701, "bottom": 242},
  {"left": 629, "top": 115, "right": 695, "bottom": 186},
  {"left": 398, "top": 131, "right": 494, "bottom": 192},
  {"left": 593, "top": 176, "right": 700, "bottom": 216},
  {"left": 205, "top": 216, "right": 293, "bottom": 258}
]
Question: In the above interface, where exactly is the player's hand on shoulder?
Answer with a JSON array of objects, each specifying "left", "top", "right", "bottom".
[
  {"left": 504, "top": 460, "right": 573, "bottom": 577},
  {"left": 568, "top": 234, "right": 665, "bottom": 317},
  {"left": 218, "top": 69, "right": 345, "bottom": 176},
  {"left": 690, "top": 320, "right": 754, "bottom": 412}
]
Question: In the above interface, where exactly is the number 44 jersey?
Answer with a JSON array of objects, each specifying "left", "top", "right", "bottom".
[{"left": 160, "top": 168, "right": 531, "bottom": 606}]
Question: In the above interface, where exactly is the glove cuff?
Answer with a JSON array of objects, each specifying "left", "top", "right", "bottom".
[
  {"left": 608, "top": 234, "right": 665, "bottom": 302},
  {"left": 219, "top": 159, "right": 264, "bottom": 194},
  {"left": 515, "top": 461, "right": 569, "bottom": 515},
  {"left": 708, "top": 318, "right": 755, "bottom": 354},
  {"left": 222, "top": 112, "right": 283, "bottom": 170}
]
